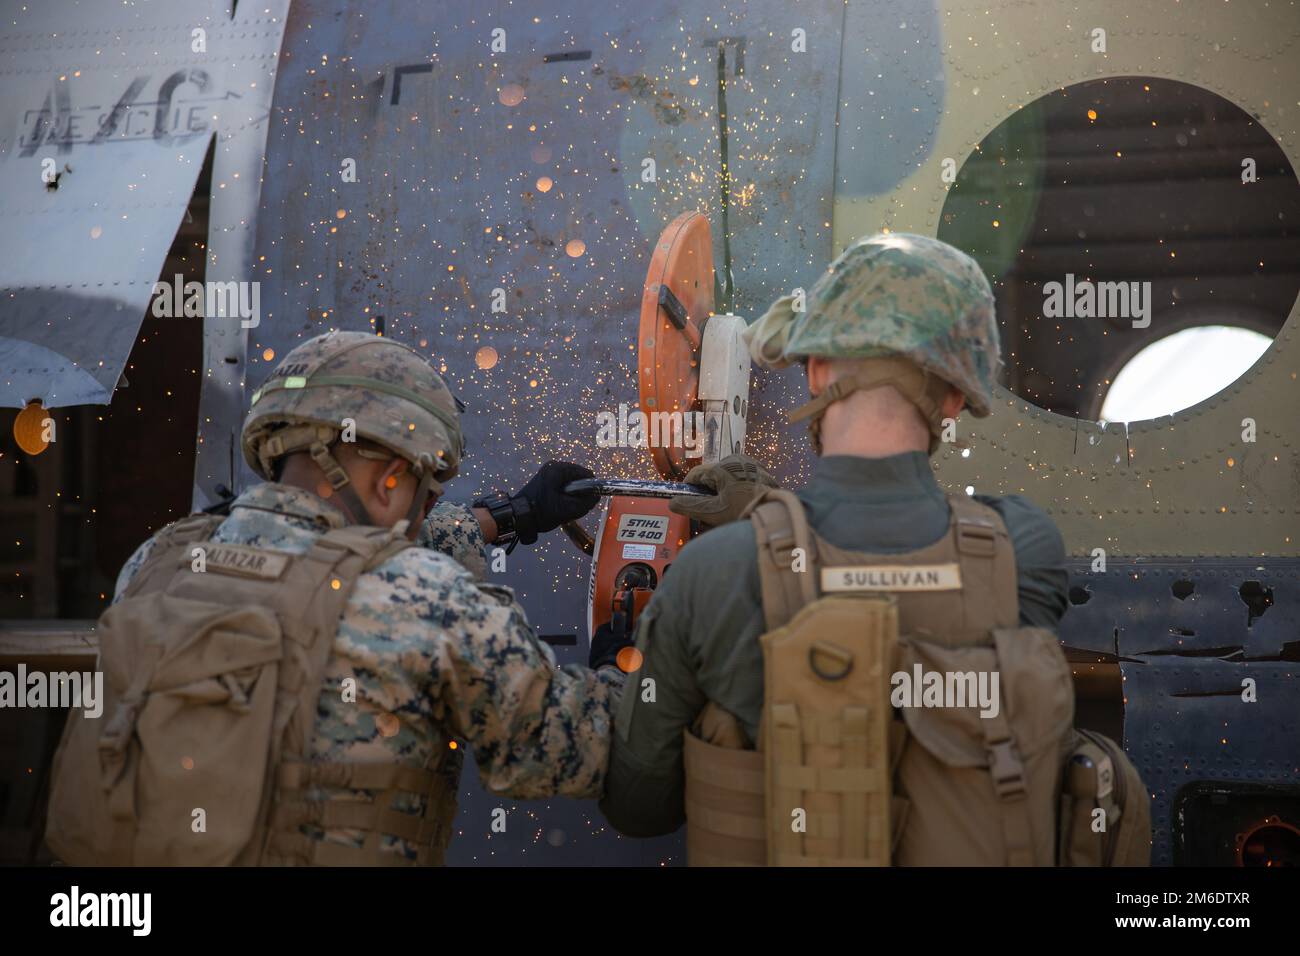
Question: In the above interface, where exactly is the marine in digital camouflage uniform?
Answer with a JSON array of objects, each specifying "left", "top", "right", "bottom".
[
  {"left": 113, "top": 331, "right": 618, "bottom": 863},
  {"left": 599, "top": 233, "right": 1069, "bottom": 837}
]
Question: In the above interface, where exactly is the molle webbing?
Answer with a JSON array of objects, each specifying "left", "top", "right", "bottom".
[
  {"left": 683, "top": 726, "right": 766, "bottom": 866},
  {"left": 266, "top": 759, "right": 455, "bottom": 866},
  {"left": 761, "top": 594, "right": 895, "bottom": 866}
]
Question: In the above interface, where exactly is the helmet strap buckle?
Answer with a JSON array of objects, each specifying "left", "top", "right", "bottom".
[
  {"left": 400, "top": 460, "right": 441, "bottom": 542},
  {"left": 308, "top": 440, "right": 376, "bottom": 527},
  {"left": 788, "top": 357, "right": 954, "bottom": 457}
]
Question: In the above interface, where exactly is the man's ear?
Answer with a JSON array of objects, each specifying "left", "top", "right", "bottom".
[
  {"left": 806, "top": 356, "right": 832, "bottom": 395},
  {"left": 940, "top": 386, "right": 967, "bottom": 420},
  {"left": 373, "top": 456, "right": 408, "bottom": 507}
]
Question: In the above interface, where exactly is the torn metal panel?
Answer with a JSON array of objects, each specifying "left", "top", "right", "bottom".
[
  {"left": 1063, "top": 557, "right": 1300, "bottom": 865},
  {"left": 0, "top": 119, "right": 212, "bottom": 404},
  {"left": 0, "top": 0, "right": 288, "bottom": 413},
  {"left": 1121, "top": 658, "right": 1299, "bottom": 865},
  {"left": 1061, "top": 557, "right": 1298, "bottom": 660}
]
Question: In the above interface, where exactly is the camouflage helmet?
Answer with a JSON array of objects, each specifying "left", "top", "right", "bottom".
[
  {"left": 241, "top": 332, "right": 463, "bottom": 533},
  {"left": 746, "top": 232, "right": 1001, "bottom": 417}
]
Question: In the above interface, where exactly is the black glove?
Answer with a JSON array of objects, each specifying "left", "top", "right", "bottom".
[
  {"left": 589, "top": 621, "right": 637, "bottom": 671},
  {"left": 511, "top": 460, "right": 599, "bottom": 543}
]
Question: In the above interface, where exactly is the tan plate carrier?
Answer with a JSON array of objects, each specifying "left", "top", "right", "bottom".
[
  {"left": 46, "top": 514, "right": 458, "bottom": 866},
  {"left": 681, "top": 488, "right": 1126, "bottom": 866}
]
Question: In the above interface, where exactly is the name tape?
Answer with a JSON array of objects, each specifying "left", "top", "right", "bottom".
[
  {"left": 821, "top": 563, "right": 962, "bottom": 592},
  {"left": 202, "top": 544, "right": 290, "bottom": 580}
]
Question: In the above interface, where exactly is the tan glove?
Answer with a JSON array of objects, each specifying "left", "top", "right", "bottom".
[{"left": 669, "top": 454, "right": 779, "bottom": 528}]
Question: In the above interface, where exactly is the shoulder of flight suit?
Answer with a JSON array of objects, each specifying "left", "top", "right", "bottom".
[
  {"left": 643, "top": 519, "right": 766, "bottom": 682},
  {"left": 975, "top": 492, "right": 1066, "bottom": 572},
  {"left": 974, "top": 492, "right": 1069, "bottom": 630},
  {"left": 601, "top": 518, "right": 764, "bottom": 837}
]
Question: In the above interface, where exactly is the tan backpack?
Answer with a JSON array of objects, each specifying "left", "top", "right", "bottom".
[
  {"left": 682, "top": 489, "right": 1150, "bottom": 866},
  {"left": 45, "top": 513, "right": 455, "bottom": 866}
]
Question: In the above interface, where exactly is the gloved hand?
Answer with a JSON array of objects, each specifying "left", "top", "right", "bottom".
[
  {"left": 511, "top": 460, "right": 599, "bottom": 543},
  {"left": 669, "top": 454, "right": 778, "bottom": 528},
  {"left": 589, "top": 621, "right": 637, "bottom": 671}
]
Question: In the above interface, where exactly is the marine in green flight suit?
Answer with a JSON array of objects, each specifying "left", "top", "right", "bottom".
[{"left": 598, "top": 234, "right": 1069, "bottom": 839}]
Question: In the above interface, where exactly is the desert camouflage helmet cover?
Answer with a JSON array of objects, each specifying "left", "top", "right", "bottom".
[
  {"left": 744, "top": 232, "right": 1001, "bottom": 416},
  {"left": 241, "top": 331, "right": 463, "bottom": 482}
]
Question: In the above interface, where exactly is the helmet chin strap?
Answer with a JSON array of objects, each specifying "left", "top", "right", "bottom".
[
  {"left": 309, "top": 440, "right": 378, "bottom": 526},
  {"left": 400, "top": 453, "right": 441, "bottom": 542},
  {"left": 304, "top": 440, "right": 441, "bottom": 539},
  {"left": 789, "top": 356, "right": 951, "bottom": 455}
]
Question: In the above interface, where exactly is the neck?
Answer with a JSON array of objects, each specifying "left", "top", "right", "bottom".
[
  {"left": 277, "top": 456, "right": 368, "bottom": 524},
  {"left": 818, "top": 406, "right": 931, "bottom": 458}
]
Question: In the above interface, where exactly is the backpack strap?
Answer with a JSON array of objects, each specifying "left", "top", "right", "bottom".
[
  {"left": 937, "top": 497, "right": 1035, "bottom": 862},
  {"left": 156, "top": 513, "right": 226, "bottom": 547},
  {"left": 746, "top": 489, "right": 818, "bottom": 632},
  {"left": 977, "top": 688, "right": 1035, "bottom": 866}
]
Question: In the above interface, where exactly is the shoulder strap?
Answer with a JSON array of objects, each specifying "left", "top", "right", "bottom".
[
  {"left": 944, "top": 493, "right": 1002, "bottom": 556},
  {"left": 745, "top": 489, "right": 818, "bottom": 631},
  {"left": 161, "top": 513, "right": 227, "bottom": 544},
  {"left": 282, "top": 524, "right": 417, "bottom": 739},
  {"left": 942, "top": 493, "right": 1018, "bottom": 625}
]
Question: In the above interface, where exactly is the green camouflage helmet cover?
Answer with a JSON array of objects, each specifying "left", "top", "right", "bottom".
[
  {"left": 745, "top": 232, "right": 1001, "bottom": 416},
  {"left": 241, "top": 331, "right": 463, "bottom": 482}
]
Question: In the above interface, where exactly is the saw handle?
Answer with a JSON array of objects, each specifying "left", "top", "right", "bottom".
[
  {"left": 563, "top": 478, "right": 713, "bottom": 498},
  {"left": 558, "top": 479, "right": 711, "bottom": 556},
  {"left": 658, "top": 285, "right": 703, "bottom": 350}
]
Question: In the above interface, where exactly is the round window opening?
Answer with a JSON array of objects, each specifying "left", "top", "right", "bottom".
[
  {"left": 1100, "top": 325, "right": 1272, "bottom": 423},
  {"left": 937, "top": 77, "right": 1299, "bottom": 422}
]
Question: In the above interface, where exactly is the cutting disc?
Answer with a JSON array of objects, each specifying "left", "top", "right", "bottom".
[{"left": 638, "top": 211, "right": 715, "bottom": 479}]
